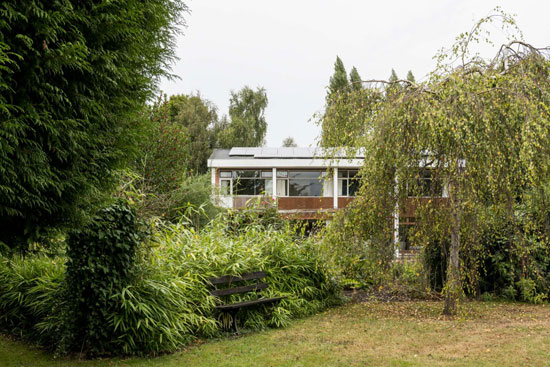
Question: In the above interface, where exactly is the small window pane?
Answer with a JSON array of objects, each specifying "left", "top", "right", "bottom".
[
  {"left": 277, "top": 170, "right": 288, "bottom": 178},
  {"left": 233, "top": 170, "right": 258, "bottom": 178},
  {"left": 220, "top": 180, "right": 231, "bottom": 195},
  {"left": 338, "top": 170, "right": 347, "bottom": 178},
  {"left": 265, "top": 179, "right": 273, "bottom": 195},
  {"left": 289, "top": 171, "right": 322, "bottom": 179},
  {"left": 261, "top": 171, "right": 272, "bottom": 178},
  {"left": 220, "top": 171, "right": 232, "bottom": 178},
  {"left": 339, "top": 179, "right": 348, "bottom": 196}
]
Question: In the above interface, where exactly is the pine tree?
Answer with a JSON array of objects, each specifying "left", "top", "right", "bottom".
[
  {"left": 406, "top": 70, "right": 416, "bottom": 83},
  {"left": 327, "top": 56, "right": 349, "bottom": 101},
  {"left": 349, "top": 66, "right": 363, "bottom": 91},
  {"left": 389, "top": 69, "right": 399, "bottom": 82}
]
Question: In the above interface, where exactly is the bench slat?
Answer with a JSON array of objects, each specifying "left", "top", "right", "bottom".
[
  {"left": 215, "top": 297, "right": 285, "bottom": 311},
  {"left": 211, "top": 283, "right": 268, "bottom": 297},
  {"left": 208, "top": 271, "right": 266, "bottom": 285}
]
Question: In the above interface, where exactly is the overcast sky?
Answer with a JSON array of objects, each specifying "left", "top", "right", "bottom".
[{"left": 159, "top": 0, "right": 550, "bottom": 147}]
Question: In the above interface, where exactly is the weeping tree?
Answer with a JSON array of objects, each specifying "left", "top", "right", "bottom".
[{"left": 322, "top": 11, "right": 550, "bottom": 315}]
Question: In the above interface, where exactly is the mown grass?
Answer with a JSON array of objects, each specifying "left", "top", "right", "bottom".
[{"left": 2, "top": 300, "right": 550, "bottom": 367}]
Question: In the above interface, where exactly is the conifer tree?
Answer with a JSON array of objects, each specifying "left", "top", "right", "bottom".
[
  {"left": 406, "top": 70, "right": 416, "bottom": 83},
  {"left": 327, "top": 56, "right": 349, "bottom": 101},
  {"left": 349, "top": 66, "right": 363, "bottom": 91},
  {"left": 0, "top": 0, "right": 187, "bottom": 248}
]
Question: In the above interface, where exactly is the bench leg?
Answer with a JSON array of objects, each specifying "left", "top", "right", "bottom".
[{"left": 230, "top": 310, "right": 239, "bottom": 335}]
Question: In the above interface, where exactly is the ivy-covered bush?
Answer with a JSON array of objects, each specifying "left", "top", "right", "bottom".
[{"left": 65, "top": 201, "right": 146, "bottom": 355}]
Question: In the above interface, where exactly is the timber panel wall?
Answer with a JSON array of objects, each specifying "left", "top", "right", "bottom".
[{"left": 278, "top": 197, "right": 333, "bottom": 210}]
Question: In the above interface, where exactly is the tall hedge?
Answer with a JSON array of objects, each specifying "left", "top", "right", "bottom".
[{"left": 0, "top": 0, "right": 187, "bottom": 249}]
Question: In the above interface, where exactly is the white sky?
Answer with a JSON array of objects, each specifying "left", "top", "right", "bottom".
[{"left": 159, "top": 0, "right": 550, "bottom": 147}]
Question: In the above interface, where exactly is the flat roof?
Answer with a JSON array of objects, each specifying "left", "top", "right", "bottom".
[
  {"left": 208, "top": 147, "right": 364, "bottom": 169},
  {"left": 209, "top": 147, "right": 364, "bottom": 160}
]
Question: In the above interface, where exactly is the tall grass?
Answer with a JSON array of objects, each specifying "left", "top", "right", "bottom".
[{"left": 0, "top": 212, "right": 341, "bottom": 356}]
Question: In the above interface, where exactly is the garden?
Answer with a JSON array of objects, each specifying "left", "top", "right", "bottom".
[{"left": 2, "top": 2, "right": 550, "bottom": 366}]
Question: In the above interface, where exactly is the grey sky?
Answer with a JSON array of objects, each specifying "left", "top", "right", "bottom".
[{"left": 159, "top": 1, "right": 550, "bottom": 147}]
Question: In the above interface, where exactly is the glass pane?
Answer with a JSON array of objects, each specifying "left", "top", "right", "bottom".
[
  {"left": 277, "top": 170, "right": 288, "bottom": 178},
  {"left": 349, "top": 178, "right": 360, "bottom": 196},
  {"left": 233, "top": 170, "right": 258, "bottom": 179},
  {"left": 339, "top": 179, "right": 348, "bottom": 196},
  {"left": 276, "top": 179, "right": 287, "bottom": 196},
  {"left": 254, "top": 179, "right": 266, "bottom": 195},
  {"left": 338, "top": 170, "right": 347, "bottom": 178},
  {"left": 220, "top": 171, "right": 232, "bottom": 178},
  {"left": 265, "top": 179, "right": 273, "bottom": 195},
  {"left": 234, "top": 178, "right": 255, "bottom": 195},
  {"left": 261, "top": 171, "right": 272, "bottom": 178},
  {"left": 289, "top": 179, "right": 324, "bottom": 196},
  {"left": 220, "top": 180, "right": 231, "bottom": 195},
  {"left": 289, "top": 171, "right": 322, "bottom": 179}
]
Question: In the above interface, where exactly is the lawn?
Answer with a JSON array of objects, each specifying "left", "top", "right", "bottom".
[{"left": 2, "top": 300, "right": 550, "bottom": 367}]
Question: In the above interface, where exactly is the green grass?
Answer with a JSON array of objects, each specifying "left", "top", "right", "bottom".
[{"left": 2, "top": 300, "right": 550, "bottom": 367}]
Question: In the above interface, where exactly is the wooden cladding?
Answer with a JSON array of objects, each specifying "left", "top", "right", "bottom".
[
  {"left": 338, "top": 197, "right": 354, "bottom": 208},
  {"left": 278, "top": 197, "right": 333, "bottom": 210}
]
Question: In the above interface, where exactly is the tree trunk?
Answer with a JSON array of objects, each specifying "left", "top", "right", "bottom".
[{"left": 443, "top": 186, "right": 461, "bottom": 316}]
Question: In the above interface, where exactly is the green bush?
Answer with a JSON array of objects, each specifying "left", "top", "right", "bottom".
[
  {"left": 0, "top": 210, "right": 341, "bottom": 356},
  {"left": 0, "top": 255, "right": 66, "bottom": 348},
  {"left": 65, "top": 201, "right": 146, "bottom": 355}
]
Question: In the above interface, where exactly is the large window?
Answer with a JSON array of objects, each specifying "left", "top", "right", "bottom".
[
  {"left": 288, "top": 171, "right": 325, "bottom": 197},
  {"left": 219, "top": 170, "right": 272, "bottom": 196},
  {"left": 338, "top": 170, "right": 359, "bottom": 197}
]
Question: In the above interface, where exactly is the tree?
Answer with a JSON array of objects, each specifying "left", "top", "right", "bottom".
[
  {"left": 388, "top": 68, "right": 399, "bottom": 82},
  {"left": 327, "top": 56, "right": 349, "bottom": 101},
  {"left": 282, "top": 136, "right": 298, "bottom": 147},
  {"left": 322, "top": 10, "right": 550, "bottom": 315},
  {"left": 349, "top": 66, "right": 363, "bottom": 91},
  {"left": 406, "top": 70, "right": 416, "bottom": 83},
  {"left": 136, "top": 95, "right": 190, "bottom": 194},
  {"left": 320, "top": 58, "right": 380, "bottom": 147},
  {"left": 0, "top": 0, "right": 187, "bottom": 249},
  {"left": 166, "top": 93, "right": 218, "bottom": 174},
  {"left": 217, "top": 86, "right": 268, "bottom": 148}
]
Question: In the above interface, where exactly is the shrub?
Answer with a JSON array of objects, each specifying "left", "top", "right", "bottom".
[
  {"left": 65, "top": 201, "right": 146, "bottom": 355},
  {"left": 0, "top": 255, "right": 66, "bottom": 348},
  {"left": 0, "top": 210, "right": 340, "bottom": 356}
]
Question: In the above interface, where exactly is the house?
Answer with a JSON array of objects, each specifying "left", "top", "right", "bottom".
[
  {"left": 207, "top": 147, "right": 362, "bottom": 219},
  {"left": 207, "top": 147, "right": 447, "bottom": 254}
]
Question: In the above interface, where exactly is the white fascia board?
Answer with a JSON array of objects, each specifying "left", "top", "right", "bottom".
[{"left": 208, "top": 158, "right": 363, "bottom": 169}]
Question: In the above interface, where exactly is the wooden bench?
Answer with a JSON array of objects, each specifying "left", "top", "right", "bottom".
[{"left": 208, "top": 270, "right": 285, "bottom": 334}]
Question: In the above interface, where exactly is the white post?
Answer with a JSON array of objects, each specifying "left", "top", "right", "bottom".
[
  {"left": 393, "top": 175, "right": 400, "bottom": 258},
  {"left": 272, "top": 167, "right": 277, "bottom": 198},
  {"left": 333, "top": 167, "right": 338, "bottom": 209},
  {"left": 211, "top": 167, "right": 217, "bottom": 204}
]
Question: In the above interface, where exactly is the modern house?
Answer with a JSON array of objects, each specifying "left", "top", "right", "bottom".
[
  {"left": 207, "top": 147, "right": 362, "bottom": 219},
  {"left": 208, "top": 147, "right": 447, "bottom": 254}
]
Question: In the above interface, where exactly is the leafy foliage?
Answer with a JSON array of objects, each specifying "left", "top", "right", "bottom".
[
  {"left": 216, "top": 86, "right": 269, "bottom": 148},
  {"left": 320, "top": 10, "right": 550, "bottom": 314},
  {"left": 0, "top": 255, "right": 66, "bottom": 348},
  {"left": 0, "top": 0, "right": 187, "bottom": 249},
  {"left": 282, "top": 136, "right": 298, "bottom": 147},
  {"left": 65, "top": 201, "right": 146, "bottom": 355},
  {"left": 0, "top": 210, "right": 340, "bottom": 356},
  {"left": 165, "top": 93, "right": 219, "bottom": 174}
]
